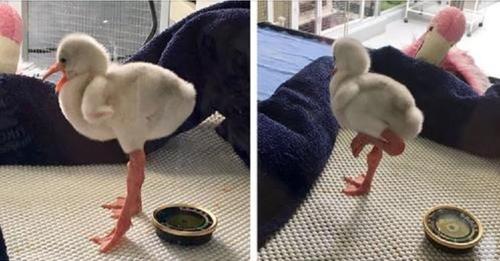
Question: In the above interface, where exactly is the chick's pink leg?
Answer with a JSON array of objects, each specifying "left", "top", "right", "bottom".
[
  {"left": 91, "top": 150, "right": 145, "bottom": 252},
  {"left": 343, "top": 146, "right": 382, "bottom": 196},
  {"left": 344, "top": 129, "right": 405, "bottom": 196}
]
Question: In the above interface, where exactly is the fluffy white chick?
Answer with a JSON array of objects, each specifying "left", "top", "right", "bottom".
[
  {"left": 43, "top": 33, "right": 196, "bottom": 252},
  {"left": 329, "top": 37, "right": 423, "bottom": 196}
]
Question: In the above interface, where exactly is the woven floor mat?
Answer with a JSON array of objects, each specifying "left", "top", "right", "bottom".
[
  {"left": 0, "top": 115, "right": 249, "bottom": 260},
  {"left": 260, "top": 130, "right": 500, "bottom": 260}
]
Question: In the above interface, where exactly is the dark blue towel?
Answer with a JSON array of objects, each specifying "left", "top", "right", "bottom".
[
  {"left": 370, "top": 46, "right": 500, "bottom": 158},
  {"left": 0, "top": 226, "right": 7, "bottom": 261},
  {"left": 258, "top": 57, "right": 339, "bottom": 247},
  {"left": 0, "top": 1, "right": 249, "bottom": 165},
  {"left": 258, "top": 46, "right": 500, "bottom": 247}
]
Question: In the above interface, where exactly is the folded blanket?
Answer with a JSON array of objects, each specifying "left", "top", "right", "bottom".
[
  {"left": 0, "top": 1, "right": 249, "bottom": 165},
  {"left": 258, "top": 46, "right": 500, "bottom": 247},
  {"left": 258, "top": 57, "right": 338, "bottom": 247},
  {"left": 0, "top": 226, "right": 7, "bottom": 261}
]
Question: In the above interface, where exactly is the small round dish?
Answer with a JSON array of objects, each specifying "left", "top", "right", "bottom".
[
  {"left": 423, "top": 205, "right": 484, "bottom": 253},
  {"left": 152, "top": 204, "right": 217, "bottom": 246}
]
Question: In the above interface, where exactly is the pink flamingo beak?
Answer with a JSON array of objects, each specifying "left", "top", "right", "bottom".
[{"left": 43, "top": 62, "right": 68, "bottom": 94}]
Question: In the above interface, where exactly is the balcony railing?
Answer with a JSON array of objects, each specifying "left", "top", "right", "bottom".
[{"left": 260, "top": 0, "right": 405, "bottom": 35}]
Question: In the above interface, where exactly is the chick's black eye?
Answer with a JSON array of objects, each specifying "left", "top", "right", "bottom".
[
  {"left": 59, "top": 58, "right": 66, "bottom": 63},
  {"left": 428, "top": 26, "right": 434, "bottom": 32}
]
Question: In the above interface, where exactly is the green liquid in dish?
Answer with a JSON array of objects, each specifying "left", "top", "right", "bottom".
[{"left": 166, "top": 212, "right": 206, "bottom": 229}]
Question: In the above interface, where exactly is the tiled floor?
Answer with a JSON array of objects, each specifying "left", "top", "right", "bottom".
[{"left": 363, "top": 2, "right": 500, "bottom": 79}]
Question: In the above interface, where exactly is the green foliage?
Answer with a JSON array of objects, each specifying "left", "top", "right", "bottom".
[{"left": 381, "top": 0, "right": 404, "bottom": 11}]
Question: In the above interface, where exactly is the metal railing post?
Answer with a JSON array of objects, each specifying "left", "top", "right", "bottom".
[
  {"left": 159, "top": 0, "right": 171, "bottom": 31},
  {"left": 315, "top": 0, "right": 322, "bottom": 34},
  {"left": 267, "top": 0, "right": 274, "bottom": 23},
  {"left": 21, "top": 0, "right": 28, "bottom": 61},
  {"left": 290, "top": 0, "right": 299, "bottom": 29},
  {"left": 360, "top": 0, "right": 365, "bottom": 19}
]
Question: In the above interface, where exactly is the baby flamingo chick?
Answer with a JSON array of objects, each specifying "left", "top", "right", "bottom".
[
  {"left": 329, "top": 38, "right": 424, "bottom": 196},
  {"left": 43, "top": 34, "right": 196, "bottom": 252}
]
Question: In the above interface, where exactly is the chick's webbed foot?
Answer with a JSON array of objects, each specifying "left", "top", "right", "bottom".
[
  {"left": 343, "top": 174, "right": 371, "bottom": 196},
  {"left": 344, "top": 175, "right": 366, "bottom": 186},
  {"left": 91, "top": 215, "right": 132, "bottom": 252},
  {"left": 102, "top": 196, "right": 142, "bottom": 219}
]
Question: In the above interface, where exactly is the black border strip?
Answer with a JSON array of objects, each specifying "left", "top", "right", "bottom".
[{"left": 258, "top": 22, "right": 334, "bottom": 45}]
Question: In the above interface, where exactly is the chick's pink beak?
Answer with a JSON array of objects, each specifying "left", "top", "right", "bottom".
[{"left": 43, "top": 62, "right": 68, "bottom": 94}]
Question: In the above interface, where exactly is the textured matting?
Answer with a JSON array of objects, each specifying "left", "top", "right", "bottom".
[
  {"left": 0, "top": 116, "right": 249, "bottom": 260},
  {"left": 260, "top": 130, "right": 500, "bottom": 260}
]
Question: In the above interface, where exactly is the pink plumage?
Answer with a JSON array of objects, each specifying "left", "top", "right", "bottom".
[
  {"left": 433, "top": 6, "right": 466, "bottom": 42},
  {"left": 402, "top": 36, "right": 424, "bottom": 58},
  {"left": 0, "top": 4, "right": 23, "bottom": 74},
  {"left": 0, "top": 4, "right": 23, "bottom": 44},
  {"left": 403, "top": 6, "right": 490, "bottom": 94},
  {"left": 442, "top": 49, "right": 490, "bottom": 94}
]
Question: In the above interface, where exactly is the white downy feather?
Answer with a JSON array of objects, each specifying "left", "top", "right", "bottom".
[
  {"left": 55, "top": 34, "right": 196, "bottom": 153},
  {"left": 330, "top": 38, "right": 424, "bottom": 140}
]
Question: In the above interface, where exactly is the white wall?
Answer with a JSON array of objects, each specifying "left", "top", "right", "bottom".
[
  {"left": 5, "top": 0, "right": 20, "bottom": 14},
  {"left": 196, "top": 0, "right": 224, "bottom": 10}
]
